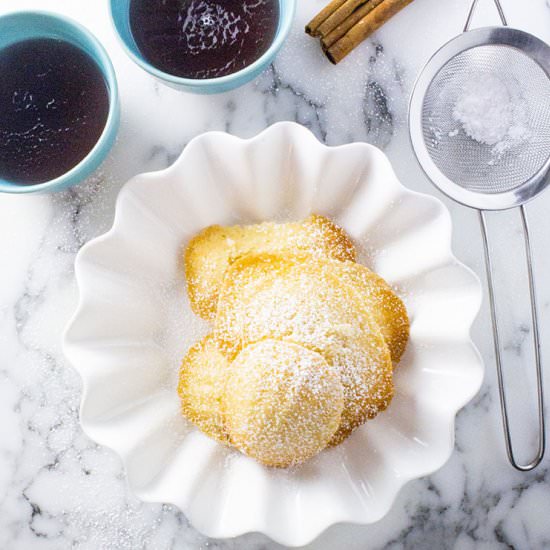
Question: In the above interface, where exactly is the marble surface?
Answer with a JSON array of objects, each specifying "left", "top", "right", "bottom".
[{"left": 1, "top": 0, "right": 550, "bottom": 548}]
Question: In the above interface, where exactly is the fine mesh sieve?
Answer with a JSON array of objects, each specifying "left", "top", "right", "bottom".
[
  {"left": 409, "top": 0, "right": 550, "bottom": 471},
  {"left": 423, "top": 46, "right": 550, "bottom": 195}
]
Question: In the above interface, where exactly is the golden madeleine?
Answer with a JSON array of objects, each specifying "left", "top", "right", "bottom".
[
  {"left": 321, "top": 259, "right": 409, "bottom": 363},
  {"left": 224, "top": 339, "right": 344, "bottom": 468},
  {"left": 178, "top": 335, "right": 229, "bottom": 444},
  {"left": 184, "top": 215, "right": 356, "bottom": 321},
  {"left": 215, "top": 254, "right": 393, "bottom": 444}
]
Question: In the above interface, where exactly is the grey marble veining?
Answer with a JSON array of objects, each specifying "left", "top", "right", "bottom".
[{"left": 2, "top": 0, "right": 550, "bottom": 548}]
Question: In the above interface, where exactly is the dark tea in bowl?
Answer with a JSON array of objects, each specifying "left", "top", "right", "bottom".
[
  {"left": 110, "top": 0, "right": 296, "bottom": 94},
  {"left": 0, "top": 38, "right": 109, "bottom": 185},
  {"left": 129, "top": 0, "right": 279, "bottom": 79},
  {"left": 0, "top": 12, "right": 119, "bottom": 194}
]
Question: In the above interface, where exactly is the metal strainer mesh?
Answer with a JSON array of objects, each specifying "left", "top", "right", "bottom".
[{"left": 422, "top": 45, "right": 550, "bottom": 194}]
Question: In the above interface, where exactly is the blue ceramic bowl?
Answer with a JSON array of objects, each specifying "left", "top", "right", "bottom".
[
  {"left": 0, "top": 11, "right": 120, "bottom": 194},
  {"left": 110, "top": 0, "right": 296, "bottom": 94}
]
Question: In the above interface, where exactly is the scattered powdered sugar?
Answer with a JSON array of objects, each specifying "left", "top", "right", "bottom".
[
  {"left": 180, "top": 217, "right": 408, "bottom": 465},
  {"left": 451, "top": 71, "right": 531, "bottom": 163},
  {"left": 214, "top": 254, "right": 394, "bottom": 445},
  {"left": 185, "top": 214, "right": 356, "bottom": 322},
  {"left": 224, "top": 339, "right": 344, "bottom": 467}
]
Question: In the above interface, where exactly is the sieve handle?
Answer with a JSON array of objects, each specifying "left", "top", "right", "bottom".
[
  {"left": 464, "top": 0, "right": 507, "bottom": 32},
  {"left": 479, "top": 207, "right": 545, "bottom": 471}
]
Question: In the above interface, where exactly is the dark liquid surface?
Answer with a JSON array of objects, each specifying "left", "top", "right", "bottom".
[
  {"left": 130, "top": 0, "right": 279, "bottom": 79},
  {"left": 0, "top": 39, "right": 109, "bottom": 185}
]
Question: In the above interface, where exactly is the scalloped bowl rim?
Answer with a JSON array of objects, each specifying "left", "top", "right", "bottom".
[{"left": 64, "top": 122, "right": 484, "bottom": 546}]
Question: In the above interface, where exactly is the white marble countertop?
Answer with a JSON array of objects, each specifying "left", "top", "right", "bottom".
[{"left": 2, "top": 0, "right": 550, "bottom": 548}]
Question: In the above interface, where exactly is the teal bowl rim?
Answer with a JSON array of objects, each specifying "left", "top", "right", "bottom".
[
  {"left": 109, "top": 0, "right": 296, "bottom": 90},
  {"left": 0, "top": 11, "right": 120, "bottom": 195}
]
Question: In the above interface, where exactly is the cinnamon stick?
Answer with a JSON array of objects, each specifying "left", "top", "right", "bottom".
[
  {"left": 317, "top": 0, "right": 371, "bottom": 38},
  {"left": 325, "top": 0, "right": 415, "bottom": 64},
  {"left": 305, "top": 0, "right": 348, "bottom": 36},
  {"left": 321, "top": 0, "right": 384, "bottom": 49}
]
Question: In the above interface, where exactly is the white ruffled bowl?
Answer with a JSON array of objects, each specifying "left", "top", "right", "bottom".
[{"left": 64, "top": 122, "right": 483, "bottom": 546}]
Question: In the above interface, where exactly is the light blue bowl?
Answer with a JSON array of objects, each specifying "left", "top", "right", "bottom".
[
  {"left": 110, "top": 0, "right": 296, "bottom": 94},
  {"left": 0, "top": 11, "right": 120, "bottom": 194}
]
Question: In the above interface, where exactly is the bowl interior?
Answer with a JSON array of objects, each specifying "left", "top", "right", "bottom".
[
  {"left": 0, "top": 11, "right": 119, "bottom": 194},
  {"left": 110, "top": 0, "right": 296, "bottom": 90},
  {"left": 64, "top": 123, "right": 483, "bottom": 546}
]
